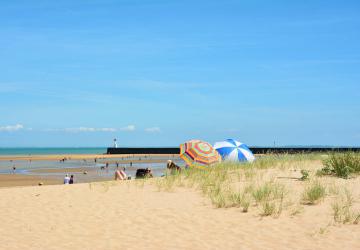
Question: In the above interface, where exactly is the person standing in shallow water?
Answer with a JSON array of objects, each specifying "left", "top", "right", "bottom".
[
  {"left": 69, "top": 175, "right": 74, "bottom": 184},
  {"left": 64, "top": 174, "right": 70, "bottom": 184}
]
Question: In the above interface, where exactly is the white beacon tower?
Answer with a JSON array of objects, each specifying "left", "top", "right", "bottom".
[{"left": 113, "top": 138, "right": 118, "bottom": 148}]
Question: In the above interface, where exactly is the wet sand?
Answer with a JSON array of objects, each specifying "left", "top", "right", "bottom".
[
  {"left": 0, "top": 154, "right": 176, "bottom": 161},
  {"left": 0, "top": 174, "right": 59, "bottom": 188},
  {"left": 0, "top": 154, "right": 175, "bottom": 188}
]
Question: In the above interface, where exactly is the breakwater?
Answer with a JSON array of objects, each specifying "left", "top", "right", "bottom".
[{"left": 107, "top": 147, "right": 360, "bottom": 155}]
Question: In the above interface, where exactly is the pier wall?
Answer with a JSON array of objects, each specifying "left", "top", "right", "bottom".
[{"left": 107, "top": 147, "right": 360, "bottom": 155}]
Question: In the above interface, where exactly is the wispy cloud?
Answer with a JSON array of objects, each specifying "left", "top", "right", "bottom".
[
  {"left": 0, "top": 124, "right": 24, "bottom": 132},
  {"left": 119, "top": 125, "right": 136, "bottom": 132},
  {"left": 65, "top": 127, "right": 117, "bottom": 133},
  {"left": 145, "top": 127, "right": 161, "bottom": 133},
  {"left": 44, "top": 125, "right": 135, "bottom": 133}
]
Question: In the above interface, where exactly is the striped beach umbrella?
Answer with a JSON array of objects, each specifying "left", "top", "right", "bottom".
[
  {"left": 214, "top": 139, "right": 255, "bottom": 162},
  {"left": 180, "top": 140, "right": 221, "bottom": 169}
]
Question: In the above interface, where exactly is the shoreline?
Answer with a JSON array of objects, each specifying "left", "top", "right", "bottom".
[
  {"left": 0, "top": 153, "right": 178, "bottom": 161},
  {"left": 0, "top": 154, "right": 175, "bottom": 188}
]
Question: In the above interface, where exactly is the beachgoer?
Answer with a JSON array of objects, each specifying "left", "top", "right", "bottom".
[
  {"left": 145, "top": 168, "right": 154, "bottom": 178},
  {"left": 116, "top": 162, "right": 119, "bottom": 168},
  {"left": 130, "top": 161, "right": 132, "bottom": 167},
  {"left": 64, "top": 174, "right": 70, "bottom": 184},
  {"left": 69, "top": 175, "right": 74, "bottom": 184},
  {"left": 12, "top": 166, "right": 16, "bottom": 174},
  {"left": 167, "top": 160, "right": 181, "bottom": 173},
  {"left": 115, "top": 169, "right": 127, "bottom": 180}
]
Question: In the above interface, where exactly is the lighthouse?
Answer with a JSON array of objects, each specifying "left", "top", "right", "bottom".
[{"left": 113, "top": 138, "right": 118, "bottom": 148}]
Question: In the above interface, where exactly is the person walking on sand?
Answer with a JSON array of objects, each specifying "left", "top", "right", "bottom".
[{"left": 64, "top": 174, "right": 70, "bottom": 184}]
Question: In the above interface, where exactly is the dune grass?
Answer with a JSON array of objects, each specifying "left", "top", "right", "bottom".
[
  {"left": 301, "top": 180, "right": 326, "bottom": 205},
  {"left": 319, "top": 152, "right": 360, "bottom": 179},
  {"left": 153, "top": 153, "right": 359, "bottom": 222},
  {"left": 332, "top": 188, "right": 360, "bottom": 224},
  {"left": 155, "top": 155, "right": 302, "bottom": 216},
  {"left": 252, "top": 181, "right": 287, "bottom": 216}
]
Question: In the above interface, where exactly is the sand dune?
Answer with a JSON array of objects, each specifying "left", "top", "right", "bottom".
[{"left": 0, "top": 179, "right": 359, "bottom": 250}]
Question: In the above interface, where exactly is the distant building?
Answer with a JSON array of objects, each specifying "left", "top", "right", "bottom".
[{"left": 113, "top": 138, "right": 118, "bottom": 148}]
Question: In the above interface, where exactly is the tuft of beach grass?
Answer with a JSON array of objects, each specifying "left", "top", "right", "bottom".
[{"left": 301, "top": 180, "right": 326, "bottom": 205}]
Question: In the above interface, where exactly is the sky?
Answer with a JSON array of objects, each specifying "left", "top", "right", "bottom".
[{"left": 0, "top": 0, "right": 359, "bottom": 147}]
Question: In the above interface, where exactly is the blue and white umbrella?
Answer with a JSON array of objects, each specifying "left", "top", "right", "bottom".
[{"left": 213, "top": 139, "right": 255, "bottom": 162}]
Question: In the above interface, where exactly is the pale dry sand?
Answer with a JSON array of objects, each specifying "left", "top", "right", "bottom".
[{"left": 0, "top": 177, "right": 359, "bottom": 250}]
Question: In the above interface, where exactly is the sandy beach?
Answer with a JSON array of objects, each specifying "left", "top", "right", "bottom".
[
  {"left": 0, "top": 179, "right": 359, "bottom": 250},
  {"left": 0, "top": 154, "right": 178, "bottom": 187},
  {"left": 0, "top": 156, "right": 359, "bottom": 250}
]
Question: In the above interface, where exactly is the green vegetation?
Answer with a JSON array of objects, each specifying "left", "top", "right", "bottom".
[
  {"left": 154, "top": 157, "right": 293, "bottom": 216},
  {"left": 301, "top": 180, "right": 326, "bottom": 205},
  {"left": 152, "top": 153, "right": 359, "bottom": 223},
  {"left": 332, "top": 188, "right": 360, "bottom": 224},
  {"left": 318, "top": 153, "right": 360, "bottom": 178},
  {"left": 300, "top": 170, "right": 309, "bottom": 181},
  {"left": 251, "top": 181, "right": 286, "bottom": 216}
]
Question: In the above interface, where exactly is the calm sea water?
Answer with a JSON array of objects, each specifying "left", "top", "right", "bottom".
[{"left": 0, "top": 147, "right": 107, "bottom": 155}]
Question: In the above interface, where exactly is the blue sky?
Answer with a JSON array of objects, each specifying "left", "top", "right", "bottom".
[{"left": 0, "top": 0, "right": 359, "bottom": 147}]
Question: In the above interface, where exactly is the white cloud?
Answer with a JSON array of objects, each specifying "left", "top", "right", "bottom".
[
  {"left": 0, "top": 124, "right": 24, "bottom": 132},
  {"left": 64, "top": 127, "right": 117, "bottom": 133},
  {"left": 119, "top": 125, "right": 136, "bottom": 132},
  {"left": 145, "top": 127, "right": 161, "bottom": 133},
  {"left": 44, "top": 125, "right": 135, "bottom": 133}
]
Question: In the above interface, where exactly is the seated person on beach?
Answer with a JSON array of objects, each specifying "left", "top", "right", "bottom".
[
  {"left": 135, "top": 168, "right": 153, "bottom": 179},
  {"left": 145, "top": 168, "right": 153, "bottom": 178},
  {"left": 115, "top": 169, "right": 127, "bottom": 180},
  {"left": 167, "top": 160, "right": 181, "bottom": 173}
]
